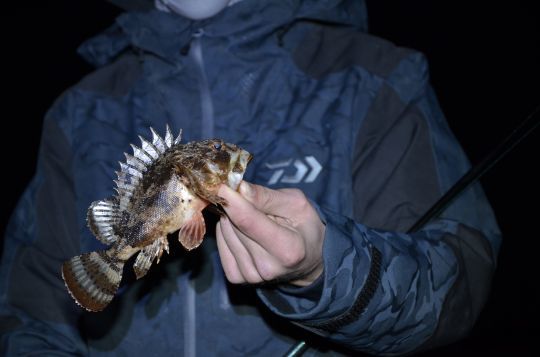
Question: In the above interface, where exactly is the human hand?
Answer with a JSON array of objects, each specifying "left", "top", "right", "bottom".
[{"left": 216, "top": 182, "right": 325, "bottom": 287}]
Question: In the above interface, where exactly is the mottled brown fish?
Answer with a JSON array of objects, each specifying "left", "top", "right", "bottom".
[{"left": 62, "top": 126, "right": 252, "bottom": 312}]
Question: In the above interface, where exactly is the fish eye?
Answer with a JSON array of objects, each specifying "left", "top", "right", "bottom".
[{"left": 213, "top": 142, "right": 222, "bottom": 151}]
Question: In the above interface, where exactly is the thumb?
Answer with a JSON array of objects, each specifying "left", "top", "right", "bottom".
[
  {"left": 237, "top": 181, "right": 276, "bottom": 211},
  {"left": 238, "top": 181, "right": 255, "bottom": 202},
  {"left": 237, "top": 181, "right": 299, "bottom": 216}
]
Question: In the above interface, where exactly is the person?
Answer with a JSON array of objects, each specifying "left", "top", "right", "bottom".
[{"left": 0, "top": 0, "right": 501, "bottom": 355}]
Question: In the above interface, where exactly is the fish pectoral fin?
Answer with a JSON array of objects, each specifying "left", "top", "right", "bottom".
[
  {"left": 133, "top": 236, "right": 169, "bottom": 279},
  {"left": 178, "top": 211, "right": 206, "bottom": 251}
]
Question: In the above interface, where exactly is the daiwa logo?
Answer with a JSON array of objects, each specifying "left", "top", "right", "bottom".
[{"left": 265, "top": 156, "right": 322, "bottom": 185}]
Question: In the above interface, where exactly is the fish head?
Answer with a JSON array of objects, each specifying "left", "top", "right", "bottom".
[{"left": 184, "top": 139, "right": 252, "bottom": 191}]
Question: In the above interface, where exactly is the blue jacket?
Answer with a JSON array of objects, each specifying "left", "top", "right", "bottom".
[{"left": 0, "top": 1, "right": 501, "bottom": 355}]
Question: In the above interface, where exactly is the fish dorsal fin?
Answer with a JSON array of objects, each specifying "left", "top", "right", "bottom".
[
  {"left": 116, "top": 126, "right": 183, "bottom": 209},
  {"left": 173, "top": 127, "right": 183, "bottom": 145},
  {"left": 138, "top": 135, "right": 160, "bottom": 160},
  {"left": 150, "top": 127, "right": 167, "bottom": 153},
  {"left": 164, "top": 125, "right": 174, "bottom": 147},
  {"left": 87, "top": 199, "right": 121, "bottom": 245}
]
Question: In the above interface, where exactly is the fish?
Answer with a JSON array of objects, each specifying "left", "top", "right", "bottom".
[{"left": 61, "top": 126, "right": 252, "bottom": 312}]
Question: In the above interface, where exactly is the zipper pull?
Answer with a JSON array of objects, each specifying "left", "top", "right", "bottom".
[
  {"left": 192, "top": 28, "right": 205, "bottom": 38},
  {"left": 180, "top": 29, "right": 205, "bottom": 56}
]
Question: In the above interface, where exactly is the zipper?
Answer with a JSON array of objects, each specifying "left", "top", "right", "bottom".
[
  {"left": 183, "top": 274, "right": 197, "bottom": 357},
  {"left": 189, "top": 29, "right": 215, "bottom": 139},
  {"left": 182, "top": 28, "right": 215, "bottom": 357}
]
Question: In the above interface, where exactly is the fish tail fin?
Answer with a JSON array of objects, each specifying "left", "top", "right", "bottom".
[{"left": 62, "top": 250, "right": 124, "bottom": 312}]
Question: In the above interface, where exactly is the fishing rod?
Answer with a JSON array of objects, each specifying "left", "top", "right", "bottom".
[{"left": 284, "top": 104, "right": 540, "bottom": 357}]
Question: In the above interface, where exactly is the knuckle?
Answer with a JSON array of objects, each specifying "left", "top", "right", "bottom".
[
  {"left": 256, "top": 261, "right": 279, "bottom": 282},
  {"left": 224, "top": 270, "right": 244, "bottom": 284},
  {"left": 244, "top": 270, "right": 262, "bottom": 284},
  {"left": 287, "top": 189, "right": 310, "bottom": 211},
  {"left": 227, "top": 276, "right": 244, "bottom": 284},
  {"left": 260, "top": 189, "right": 276, "bottom": 210},
  {"left": 233, "top": 214, "right": 253, "bottom": 231},
  {"left": 280, "top": 242, "right": 306, "bottom": 268},
  {"left": 281, "top": 188, "right": 303, "bottom": 199}
]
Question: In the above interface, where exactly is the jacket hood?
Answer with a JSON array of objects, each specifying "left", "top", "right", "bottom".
[{"left": 80, "top": 0, "right": 367, "bottom": 67}]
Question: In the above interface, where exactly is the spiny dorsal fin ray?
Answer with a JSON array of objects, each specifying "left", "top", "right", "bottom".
[
  {"left": 119, "top": 162, "right": 143, "bottom": 179},
  {"left": 114, "top": 179, "right": 136, "bottom": 192},
  {"left": 114, "top": 177, "right": 136, "bottom": 210},
  {"left": 150, "top": 127, "right": 166, "bottom": 153},
  {"left": 130, "top": 144, "right": 153, "bottom": 165},
  {"left": 164, "top": 125, "right": 174, "bottom": 148},
  {"left": 115, "top": 126, "right": 182, "bottom": 210},
  {"left": 174, "top": 127, "right": 183, "bottom": 145},
  {"left": 139, "top": 135, "right": 160, "bottom": 160},
  {"left": 116, "top": 172, "right": 137, "bottom": 191},
  {"left": 87, "top": 199, "right": 121, "bottom": 245},
  {"left": 124, "top": 153, "right": 147, "bottom": 172}
]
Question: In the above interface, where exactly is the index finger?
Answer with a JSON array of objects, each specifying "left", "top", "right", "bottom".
[
  {"left": 218, "top": 184, "right": 300, "bottom": 254},
  {"left": 236, "top": 181, "right": 304, "bottom": 217}
]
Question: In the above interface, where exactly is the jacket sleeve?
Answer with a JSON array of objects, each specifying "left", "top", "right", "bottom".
[
  {"left": 0, "top": 96, "right": 89, "bottom": 355},
  {"left": 0, "top": 50, "right": 144, "bottom": 355},
  {"left": 257, "top": 54, "right": 501, "bottom": 355}
]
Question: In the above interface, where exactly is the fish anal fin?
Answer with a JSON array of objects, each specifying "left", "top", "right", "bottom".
[
  {"left": 133, "top": 236, "right": 169, "bottom": 279},
  {"left": 178, "top": 210, "right": 206, "bottom": 251}
]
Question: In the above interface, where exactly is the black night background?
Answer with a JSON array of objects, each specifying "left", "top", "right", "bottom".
[{"left": 1, "top": 1, "right": 538, "bottom": 355}]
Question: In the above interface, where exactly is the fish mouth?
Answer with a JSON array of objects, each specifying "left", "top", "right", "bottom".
[
  {"left": 228, "top": 150, "right": 252, "bottom": 190},
  {"left": 247, "top": 153, "right": 253, "bottom": 166},
  {"left": 244, "top": 151, "right": 253, "bottom": 166}
]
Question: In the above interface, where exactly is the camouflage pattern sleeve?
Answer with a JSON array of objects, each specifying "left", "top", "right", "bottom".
[{"left": 257, "top": 79, "right": 500, "bottom": 355}]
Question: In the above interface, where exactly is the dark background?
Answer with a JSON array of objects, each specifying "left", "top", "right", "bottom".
[{"left": 1, "top": 1, "right": 538, "bottom": 355}]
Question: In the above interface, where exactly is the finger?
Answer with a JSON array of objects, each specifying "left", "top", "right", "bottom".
[
  {"left": 218, "top": 217, "right": 264, "bottom": 284},
  {"left": 218, "top": 184, "right": 302, "bottom": 256},
  {"left": 224, "top": 217, "right": 288, "bottom": 282},
  {"left": 219, "top": 219, "right": 287, "bottom": 283},
  {"left": 216, "top": 221, "right": 244, "bottom": 284},
  {"left": 237, "top": 181, "right": 305, "bottom": 217}
]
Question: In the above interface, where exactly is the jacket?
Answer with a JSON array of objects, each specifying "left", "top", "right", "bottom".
[{"left": 0, "top": 0, "right": 501, "bottom": 355}]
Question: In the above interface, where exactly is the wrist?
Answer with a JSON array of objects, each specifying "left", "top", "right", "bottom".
[{"left": 289, "top": 262, "right": 324, "bottom": 287}]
